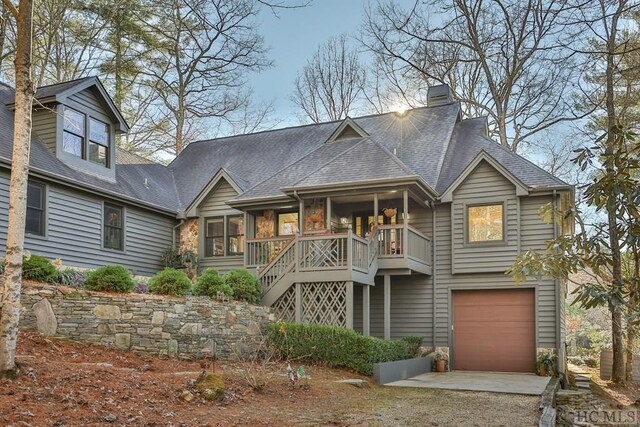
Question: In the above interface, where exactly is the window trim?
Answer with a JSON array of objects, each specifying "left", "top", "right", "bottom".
[
  {"left": 25, "top": 181, "right": 47, "bottom": 238},
  {"left": 204, "top": 217, "right": 225, "bottom": 258},
  {"left": 59, "top": 105, "right": 112, "bottom": 169},
  {"left": 203, "top": 214, "right": 245, "bottom": 258},
  {"left": 276, "top": 210, "right": 300, "bottom": 237},
  {"left": 62, "top": 107, "right": 86, "bottom": 158},
  {"left": 88, "top": 117, "right": 110, "bottom": 167},
  {"left": 465, "top": 201, "right": 506, "bottom": 245},
  {"left": 226, "top": 215, "right": 244, "bottom": 256},
  {"left": 102, "top": 202, "right": 125, "bottom": 252}
]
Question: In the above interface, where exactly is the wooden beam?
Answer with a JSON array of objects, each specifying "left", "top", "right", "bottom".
[
  {"left": 403, "top": 190, "right": 409, "bottom": 255},
  {"left": 346, "top": 281, "right": 354, "bottom": 329},
  {"left": 373, "top": 193, "right": 379, "bottom": 226},
  {"left": 363, "top": 285, "right": 370, "bottom": 336},
  {"left": 295, "top": 283, "right": 302, "bottom": 323},
  {"left": 326, "top": 196, "right": 332, "bottom": 230},
  {"left": 384, "top": 275, "right": 391, "bottom": 339}
]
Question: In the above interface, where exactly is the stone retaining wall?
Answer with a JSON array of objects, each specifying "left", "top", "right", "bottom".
[{"left": 7, "top": 284, "right": 274, "bottom": 359}]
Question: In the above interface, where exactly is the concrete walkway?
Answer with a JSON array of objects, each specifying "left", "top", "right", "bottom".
[{"left": 386, "top": 371, "right": 551, "bottom": 395}]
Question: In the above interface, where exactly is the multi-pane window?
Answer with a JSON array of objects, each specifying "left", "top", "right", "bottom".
[
  {"left": 25, "top": 182, "right": 45, "bottom": 236},
  {"left": 467, "top": 204, "right": 504, "bottom": 243},
  {"left": 205, "top": 216, "right": 245, "bottom": 257},
  {"left": 227, "top": 216, "right": 244, "bottom": 255},
  {"left": 63, "top": 108, "right": 85, "bottom": 157},
  {"left": 205, "top": 218, "right": 224, "bottom": 257},
  {"left": 62, "top": 107, "right": 110, "bottom": 167},
  {"left": 89, "top": 118, "right": 109, "bottom": 166},
  {"left": 103, "top": 203, "right": 124, "bottom": 250}
]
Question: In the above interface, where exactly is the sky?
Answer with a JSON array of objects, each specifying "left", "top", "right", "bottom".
[{"left": 252, "top": 1, "right": 370, "bottom": 127}]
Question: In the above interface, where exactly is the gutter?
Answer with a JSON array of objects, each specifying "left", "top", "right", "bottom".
[
  {"left": 172, "top": 212, "right": 186, "bottom": 249},
  {"left": 553, "top": 189, "right": 565, "bottom": 382},
  {"left": 432, "top": 204, "right": 437, "bottom": 349}
]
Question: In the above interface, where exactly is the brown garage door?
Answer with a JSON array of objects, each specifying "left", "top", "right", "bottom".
[{"left": 453, "top": 289, "right": 535, "bottom": 372}]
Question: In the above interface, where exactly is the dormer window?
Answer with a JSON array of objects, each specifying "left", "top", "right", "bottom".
[
  {"left": 62, "top": 106, "right": 110, "bottom": 167},
  {"left": 63, "top": 108, "right": 85, "bottom": 157}
]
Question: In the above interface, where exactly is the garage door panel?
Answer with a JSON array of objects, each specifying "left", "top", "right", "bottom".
[{"left": 453, "top": 289, "right": 535, "bottom": 373}]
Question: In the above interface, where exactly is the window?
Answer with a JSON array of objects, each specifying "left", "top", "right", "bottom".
[
  {"left": 227, "top": 216, "right": 244, "bottom": 256},
  {"left": 103, "top": 203, "right": 124, "bottom": 250},
  {"left": 62, "top": 107, "right": 110, "bottom": 167},
  {"left": 25, "top": 182, "right": 45, "bottom": 235},
  {"left": 467, "top": 204, "right": 504, "bottom": 243},
  {"left": 63, "top": 108, "right": 85, "bottom": 157},
  {"left": 277, "top": 212, "right": 299, "bottom": 236},
  {"left": 89, "top": 118, "right": 109, "bottom": 166},
  {"left": 205, "top": 218, "right": 224, "bottom": 257}
]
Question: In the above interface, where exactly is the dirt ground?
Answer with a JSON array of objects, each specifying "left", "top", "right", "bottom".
[{"left": 0, "top": 332, "right": 541, "bottom": 426}]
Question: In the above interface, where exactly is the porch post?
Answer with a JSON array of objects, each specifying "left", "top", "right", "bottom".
[
  {"left": 363, "top": 284, "right": 370, "bottom": 336},
  {"left": 295, "top": 282, "right": 302, "bottom": 323},
  {"left": 346, "top": 281, "right": 354, "bottom": 329},
  {"left": 384, "top": 274, "right": 391, "bottom": 339},
  {"left": 326, "top": 196, "right": 332, "bottom": 230},
  {"left": 403, "top": 190, "right": 409, "bottom": 255},
  {"left": 299, "top": 199, "right": 304, "bottom": 235},
  {"left": 373, "top": 193, "right": 379, "bottom": 226}
]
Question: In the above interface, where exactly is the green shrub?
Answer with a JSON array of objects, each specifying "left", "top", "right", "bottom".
[
  {"left": 267, "top": 322, "right": 414, "bottom": 376},
  {"left": 85, "top": 265, "right": 135, "bottom": 293},
  {"left": 193, "top": 268, "right": 232, "bottom": 299},
  {"left": 51, "top": 269, "right": 88, "bottom": 288},
  {"left": 401, "top": 336, "right": 424, "bottom": 357},
  {"left": 224, "top": 269, "right": 261, "bottom": 303},
  {"left": 22, "top": 254, "right": 57, "bottom": 282},
  {"left": 148, "top": 268, "right": 192, "bottom": 296}
]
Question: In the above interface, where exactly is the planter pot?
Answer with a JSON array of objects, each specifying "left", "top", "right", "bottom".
[
  {"left": 538, "top": 365, "right": 547, "bottom": 376},
  {"left": 308, "top": 214, "right": 322, "bottom": 223},
  {"left": 435, "top": 359, "right": 446, "bottom": 372}
]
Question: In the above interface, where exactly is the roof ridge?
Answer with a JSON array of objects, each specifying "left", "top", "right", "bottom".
[{"left": 35, "top": 75, "right": 94, "bottom": 91}]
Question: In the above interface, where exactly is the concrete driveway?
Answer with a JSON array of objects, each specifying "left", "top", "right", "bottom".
[{"left": 386, "top": 371, "right": 550, "bottom": 395}]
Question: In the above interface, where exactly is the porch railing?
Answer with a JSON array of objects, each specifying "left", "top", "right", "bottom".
[
  {"left": 407, "top": 225, "right": 432, "bottom": 266},
  {"left": 246, "top": 237, "right": 292, "bottom": 268},
  {"left": 377, "top": 225, "right": 404, "bottom": 257}
]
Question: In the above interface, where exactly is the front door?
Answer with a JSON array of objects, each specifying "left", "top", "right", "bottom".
[{"left": 353, "top": 211, "right": 377, "bottom": 238}]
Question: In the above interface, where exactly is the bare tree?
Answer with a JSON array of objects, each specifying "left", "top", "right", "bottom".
[
  {"left": 292, "top": 34, "right": 366, "bottom": 123},
  {"left": 0, "top": 0, "right": 34, "bottom": 378},
  {"left": 145, "top": 0, "right": 270, "bottom": 155},
  {"left": 361, "top": 0, "right": 591, "bottom": 152}
]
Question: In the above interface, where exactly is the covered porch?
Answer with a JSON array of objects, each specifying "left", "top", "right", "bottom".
[{"left": 242, "top": 188, "right": 433, "bottom": 335}]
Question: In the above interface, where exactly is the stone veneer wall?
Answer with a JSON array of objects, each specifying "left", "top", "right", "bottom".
[
  {"left": 179, "top": 218, "right": 199, "bottom": 255},
  {"left": 10, "top": 284, "right": 274, "bottom": 359}
]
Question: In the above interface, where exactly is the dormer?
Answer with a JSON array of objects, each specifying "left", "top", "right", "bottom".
[
  {"left": 25, "top": 77, "right": 129, "bottom": 180},
  {"left": 325, "top": 117, "right": 369, "bottom": 143}
]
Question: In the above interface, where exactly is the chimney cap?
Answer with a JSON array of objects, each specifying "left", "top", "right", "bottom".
[{"left": 427, "top": 84, "right": 453, "bottom": 107}]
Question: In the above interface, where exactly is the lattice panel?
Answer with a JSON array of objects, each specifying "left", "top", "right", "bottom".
[
  {"left": 300, "top": 239, "right": 346, "bottom": 269},
  {"left": 272, "top": 286, "right": 296, "bottom": 323},
  {"left": 300, "top": 282, "right": 347, "bottom": 327}
]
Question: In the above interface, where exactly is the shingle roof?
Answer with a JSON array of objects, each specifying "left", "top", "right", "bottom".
[
  {"left": 436, "top": 118, "right": 568, "bottom": 193},
  {"left": 1, "top": 77, "right": 569, "bottom": 215},
  {"left": 33, "top": 76, "right": 95, "bottom": 100},
  {"left": 0, "top": 84, "right": 179, "bottom": 212}
]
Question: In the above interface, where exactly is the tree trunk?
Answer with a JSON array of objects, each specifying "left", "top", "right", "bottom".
[
  {"left": 626, "top": 317, "right": 634, "bottom": 383},
  {"left": 604, "top": 0, "right": 626, "bottom": 385},
  {"left": 0, "top": 0, "right": 34, "bottom": 378}
]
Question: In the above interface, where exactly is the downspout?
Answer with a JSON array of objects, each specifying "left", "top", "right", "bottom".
[
  {"left": 552, "top": 189, "right": 565, "bottom": 382},
  {"left": 432, "top": 202, "right": 437, "bottom": 349},
  {"left": 172, "top": 211, "right": 186, "bottom": 249}
]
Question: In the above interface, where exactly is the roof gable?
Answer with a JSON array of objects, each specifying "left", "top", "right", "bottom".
[
  {"left": 440, "top": 151, "right": 529, "bottom": 202},
  {"left": 325, "top": 117, "right": 369, "bottom": 143},
  {"left": 185, "top": 168, "right": 242, "bottom": 217}
]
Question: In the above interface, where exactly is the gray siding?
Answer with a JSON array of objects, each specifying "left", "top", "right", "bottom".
[
  {"left": 0, "top": 171, "right": 175, "bottom": 276},
  {"left": 68, "top": 88, "right": 109, "bottom": 120},
  {"left": 451, "top": 160, "right": 518, "bottom": 273},
  {"left": 408, "top": 203, "right": 432, "bottom": 237},
  {"left": 198, "top": 178, "right": 244, "bottom": 274},
  {"left": 32, "top": 107, "right": 58, "bottom": 153}
]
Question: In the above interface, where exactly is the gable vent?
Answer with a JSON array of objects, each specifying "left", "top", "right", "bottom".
[{"left": 427, "top": 84, "right": 453, "bottom": 107}]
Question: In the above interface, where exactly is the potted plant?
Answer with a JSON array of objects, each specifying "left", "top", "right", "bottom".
[
  {"left": 433, "top": 349, "right": 448, "bottom": 372},
  {"left": 536, "top": 351, "right": 556, "bottom": 376},
  {"left": 383, "top": 208, "right": 397, "bottom": 218}
]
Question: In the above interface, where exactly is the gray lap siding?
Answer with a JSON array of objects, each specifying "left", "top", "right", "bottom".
[{"left": 0, "top": 170, "right": 175, "bottom": 276}]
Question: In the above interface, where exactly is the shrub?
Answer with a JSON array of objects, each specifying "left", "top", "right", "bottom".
[
  {"left": 224, "top": 269, "right": 261, "bottom": 303},
  {"left": 85, "top": 265, "right": 135, "bottom": 293},
  {"left": 401, "top": 336, "right": 424, "bottom": 357},
  {"left": 267, "top": 322, "right": 414, "bottom": 376},
  {"left": 22, "top": 254, "right": 57, "bottom": 282},
  {"left": 148, "top": 268, "right": 192, "bottom": 296},
  {"left": 52, "top": 269, "right": 87, "bottom": 288},
  {"left": 193, "top": 268, "right": 233, "bottom": 299}
]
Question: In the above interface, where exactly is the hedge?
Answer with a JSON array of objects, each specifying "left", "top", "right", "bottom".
[{"left": 267, "top": 322, "right": 417, "bottom": 376}]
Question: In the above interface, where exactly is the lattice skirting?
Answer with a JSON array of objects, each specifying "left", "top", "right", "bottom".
[
  {"left": 272, "top": 281, "right": 348, "bottom": 327},
  {"left": 272, "top": 286, "right": 296, "bottom": 323}
]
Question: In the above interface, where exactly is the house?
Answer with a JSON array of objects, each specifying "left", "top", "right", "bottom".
[{"left": 0, "top": 77, "right": 572, "bottom": 374}]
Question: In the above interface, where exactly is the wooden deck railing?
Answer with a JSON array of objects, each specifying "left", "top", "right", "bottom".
[
  {"left": 407, "top": 225, "right": 432, "bottom": 266},
  {"left": 246, "top": 236, "right": 292, "bottom": 268}
]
